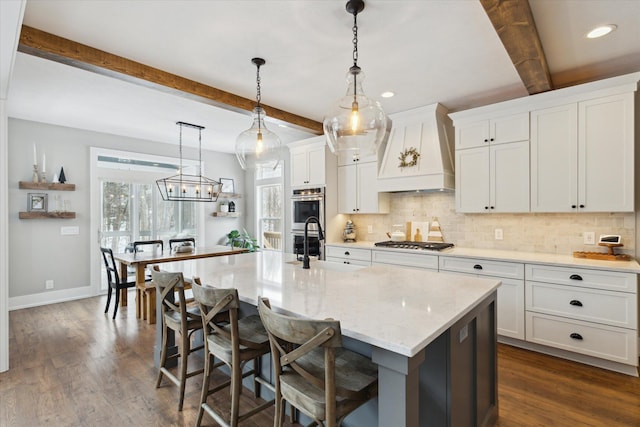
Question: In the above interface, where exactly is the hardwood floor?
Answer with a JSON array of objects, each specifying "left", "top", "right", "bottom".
[{"left": 1, "top": 293, "right": 639, "bottom": 426}]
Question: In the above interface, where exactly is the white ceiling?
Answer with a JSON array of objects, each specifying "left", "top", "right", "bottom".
[{"left": 5, "top": 0, "right": 640, "bottom": 152}]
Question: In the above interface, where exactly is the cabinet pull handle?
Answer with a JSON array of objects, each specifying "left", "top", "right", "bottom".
[
  {"left": 570, "top": 333, "right": 583, "bottom": 340},
  {"left": 484, "top": 139, "right": 489, "bottom": 143},
  {"left": 344, "top": 261, "right": 350, "bottom": 264},
  {"left": 344, "top": 251, "right": 350, "bottom": 256},
  {"left": 490, "top": 138, "right": 495, "bottom": 142},
  {"left": 569, "top": 300, "right": 583, "bottom": 307},
  {"left": 484, "top": 206, "right": 489, "bottom": 210},
  {"left": 569, "top": 274, "right": 583, "bottom": 281},
  {"left": 579, "top": 204, "right": 585, "bottom": 208},
  {"left": 490, "top": 206, "right": 495, "bottom": 209},
  {"left": 571, "top": 205, "right": 577, "bottom": 209},
  {"left": 473, "top": 264, "right": 483, "bottom": 270}
]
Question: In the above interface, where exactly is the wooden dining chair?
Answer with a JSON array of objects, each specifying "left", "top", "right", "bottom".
[
  {"left": 100, "top": 247, "right": 137, "bottom": 319},
  {"left": 191, "top": 279, "right": 274, "bottom": 427},
  {"left": 132, "top": 239, "right": 164, "bottom": 254},
  {"left": 257, "top": 297, "right": 378, "bottom": 427},
  {"left": 169, "top": 237, "right": 195, "bottom": 252},
  {"left": 152, "top": 268, "right": 204, "bottom": 411}
]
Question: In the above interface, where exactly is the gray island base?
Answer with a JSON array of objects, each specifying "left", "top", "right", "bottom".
[{"left": 158, "top": 251, "right": 500, "bottom": 427}]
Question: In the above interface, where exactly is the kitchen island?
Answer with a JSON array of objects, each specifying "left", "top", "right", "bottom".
[{"left": 183, "top": 251, "right": 500, "bottom": 427}]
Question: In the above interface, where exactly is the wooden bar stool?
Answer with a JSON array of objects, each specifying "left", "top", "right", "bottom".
[
  {"left": 191, "top": 279, "right": 274, "bottom": 427},
  {"left": 152, "top": 268, "right": 204, "bottom": 411},
  {"left": 258, "top": 297, "right": 378, "bottom": 427}
]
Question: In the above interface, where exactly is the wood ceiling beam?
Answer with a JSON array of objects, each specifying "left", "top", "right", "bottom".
[
  {"left": 480, "top": 0, "right": 553, "bottom": 94},
  {"left": 17, "top": 25, "right": 323, "bottom": 134}
]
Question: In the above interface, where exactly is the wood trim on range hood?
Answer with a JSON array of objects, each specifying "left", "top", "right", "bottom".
[{"left": 17, "top": 25, "right": 323, "bottom": 135}]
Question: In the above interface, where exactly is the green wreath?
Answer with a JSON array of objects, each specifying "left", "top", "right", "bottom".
[{"left": 398, "top": 147, "right": 420, "bottom": 168}]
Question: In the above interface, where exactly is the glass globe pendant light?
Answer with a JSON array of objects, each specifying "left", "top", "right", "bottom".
[
  {"left": 323, "top": 0, "right": 388, "bottom": 157},
  {"left": 235, "top": 57, "right": 282, "bottom": 170}
]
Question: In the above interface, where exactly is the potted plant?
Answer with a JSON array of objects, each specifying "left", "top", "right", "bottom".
[{"left": 226, "top": 229, "right": 260, "bottom": 252}]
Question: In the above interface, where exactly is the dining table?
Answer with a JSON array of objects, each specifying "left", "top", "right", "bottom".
[{"left": 112, "top": 245, "right": 248, "bottom": 324}]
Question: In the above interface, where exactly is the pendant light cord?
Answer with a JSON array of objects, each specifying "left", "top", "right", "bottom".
[
  {"left": 255, "top": 62, "right": 262, "bottom": 135},
  {"left": 351, "top": 8, "right": 359, "bottom": 101}
]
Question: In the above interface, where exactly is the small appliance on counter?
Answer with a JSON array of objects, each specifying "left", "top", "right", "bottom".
[
  {"left": 343, "top": 220, "right": 356, "bottom": 242},
  {"left": 387, "top": 224, "right": 406, "bottom": 242}
]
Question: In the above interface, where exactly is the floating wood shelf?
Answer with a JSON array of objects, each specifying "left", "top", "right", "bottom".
[
  {"left": 215, "top": 192, "right": 241, "bottom": 199},
  {"left": 19, "top": 211, "right": 76, "bottom": 219},
  {"left": 19, "top": 181, "right": 75, "bottom": 191},
  {"left": 211, "top": 212, "right": 241, "bottom": 217}
]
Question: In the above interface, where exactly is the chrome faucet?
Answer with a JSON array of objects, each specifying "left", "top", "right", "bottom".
[{"left": 303, "top": 216, "right": 324, "bottom": 269}]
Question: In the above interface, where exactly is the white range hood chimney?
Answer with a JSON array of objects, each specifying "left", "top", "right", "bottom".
[{"left": 377, "top": 103, "right": 455, "bottom": 192}]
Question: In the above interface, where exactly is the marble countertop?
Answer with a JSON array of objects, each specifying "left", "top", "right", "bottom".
[
  {"left": 326, "top": 241, "right": 640, "bottom": 273},
  {"left": 187, "top": 251, "right": 500, "bottom": 357}
]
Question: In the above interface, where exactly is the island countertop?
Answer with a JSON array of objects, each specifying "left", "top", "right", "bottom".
[{"left": 187, "top": 251, "right": 500, "bottom": 357}]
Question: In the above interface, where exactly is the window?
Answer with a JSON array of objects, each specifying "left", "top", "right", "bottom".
[
  {"left": 93, "top": 148, "right": 203, "bottom": 291},
  {"left": 256, "top": 163, "right": 283, "bottom": 251}
]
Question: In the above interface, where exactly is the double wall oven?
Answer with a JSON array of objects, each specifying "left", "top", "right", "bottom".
[{"left": 291, "top": 187, "right": 325, "bottom": 259}]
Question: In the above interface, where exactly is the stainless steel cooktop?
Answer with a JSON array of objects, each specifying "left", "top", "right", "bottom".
[{"left": 374, "top": 241, "right": 455, "bottom": 251}]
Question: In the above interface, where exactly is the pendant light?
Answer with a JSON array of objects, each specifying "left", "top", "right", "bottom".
[
  {"left": 323, "top": 0, "right": 388, "bottom": 157},
  {"left": 156, "top": 121, "right": 220, "bottom": 202},
  {"left": 235, "top": 57, "right": 282, "bottom": 170}
]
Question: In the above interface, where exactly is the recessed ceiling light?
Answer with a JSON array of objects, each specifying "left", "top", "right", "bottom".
[
  {"left": 381, "top": 91, "right": 395, "bottom": 98},
  {"left": 587, "top": 24, "right": 617, "bottom": 39}
]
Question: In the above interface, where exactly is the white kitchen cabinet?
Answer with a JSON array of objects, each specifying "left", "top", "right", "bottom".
[
  {"left": 455, "top": 140, "right": 529, "bottom": 213},
  {"left": 525, "top": 264, "right": 638, "bottom": 366},
  {"left": 439, "top": 256, "right": 525, "bottom": 340},
  {"left": 338, "top": 160, "right": 389, "bottom": 214},
  {"left": 289, "top": 137, "right": 326, "bottom": 188},
  {"left": 325, "top": 245, "right": 371, "bottom": 266},
  {"left": 531, "top": 93, "right": 635, "bottom": 212},
  {"left": 455, "top": 112, "right": 529, "bottom": 150}
]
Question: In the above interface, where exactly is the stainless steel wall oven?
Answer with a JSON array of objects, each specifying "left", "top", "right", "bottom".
[{"left": 291, "top": 187, "right": 325, "bottom": 259}]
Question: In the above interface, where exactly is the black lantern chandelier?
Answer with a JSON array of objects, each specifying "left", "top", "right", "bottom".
[
  {"left": 156, "top": 121, "right": 220, "bottom": 202},
  {"left": 323, "top": 0, "right": 388, "bottom": 157},
  {"left": 235, "top": 57, "right": 282, "bottom": 170}
]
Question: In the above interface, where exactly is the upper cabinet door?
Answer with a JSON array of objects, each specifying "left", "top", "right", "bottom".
[
  {"left": 491, "top": 141, "right": 530, "bottom": 213},
  {"left": 290, "top": 149, "right": 309, "bottom": 187},
  {"left": 306, "top": 144, "right": 326, "bottom": 187},
  {"left": 289, "top": 138, "right": 327, "bottom": 188},
  {"left": 530, "top": 103, "right": 578, "bottom": 212},
  {"left": 579, "top": 93, "right": 635, "bottom": 212},
  {"left": 456, "top": 146, "right": 490, "bottom": 212},
  {"left": 456, "top": 112, "right": 529, "bottom": 150}
]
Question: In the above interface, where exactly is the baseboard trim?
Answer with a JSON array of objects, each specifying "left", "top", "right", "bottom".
[
  {"left": 9, "top": 286, "right": 96, "bottom": 311},
  {"left": 499, "top": 336, "right": 639, "bottom": 377}
]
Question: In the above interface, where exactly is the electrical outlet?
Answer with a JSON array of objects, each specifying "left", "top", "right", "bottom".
[
  {"left": 367, "top": 225, "right": 373, "bottom": 234},
  {"left": 494, "top": 229, "right": 503, "bottom": 240},
  {"left": 45, "top": 280, "right": 54, "bottom": 290},
  {"left": 584, "top": 231, "right": 595, "bottom": 245}
]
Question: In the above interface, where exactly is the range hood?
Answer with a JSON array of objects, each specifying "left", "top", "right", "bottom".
[{"left": 377, "top": 103, "right": 455, "bottom": 192}]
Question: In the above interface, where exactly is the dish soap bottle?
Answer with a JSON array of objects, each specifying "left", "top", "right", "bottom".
[{"left": 414, "top": 228, "right": 423, "bottom": 242}]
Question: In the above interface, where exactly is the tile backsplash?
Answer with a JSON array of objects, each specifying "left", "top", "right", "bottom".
[{"left": 349, "top": 192, "right": 636, "bottom": 256}]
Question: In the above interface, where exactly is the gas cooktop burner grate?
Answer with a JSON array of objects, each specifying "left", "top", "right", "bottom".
[{"left": 374, "top": 241, "right": 455, "bottom": 251}]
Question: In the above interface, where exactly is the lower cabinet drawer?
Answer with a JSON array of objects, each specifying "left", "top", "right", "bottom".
[
  {"left": 526, "top": 282, "right": 637, "bottom": 329},
  {"left": 439, "top": 256, "right": 524, "bottom": 279},
  {"left": 325, "top": 256, "right": 371, "bottom": 267},
  {"left": 325, "top": 246, "right": 371, "bottom": 262},
  {"left": 372, "top": 250, "right": 438, "bottom": 270},
  {"left": 525, "top": 312, "right": 638, "bottom": 365}
]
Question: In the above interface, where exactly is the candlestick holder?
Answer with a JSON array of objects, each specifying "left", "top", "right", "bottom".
[
  {"left": 32, "top": 164, "right": 39, "bottom": 183},
  {"left": 40, "top": 172, "right": 47, "bottom": 183}
]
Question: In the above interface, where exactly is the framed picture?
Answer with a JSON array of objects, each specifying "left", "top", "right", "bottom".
[
  {"left": 28, "top": 193, "right": 48, "bottom": 212},
  {"left": 219, "top": 178, "right": 234, "bottom": 194}
]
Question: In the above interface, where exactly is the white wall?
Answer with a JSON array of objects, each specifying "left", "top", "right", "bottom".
[{"left": 8, "top": 118, "right": 245, "bottom": 307}]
